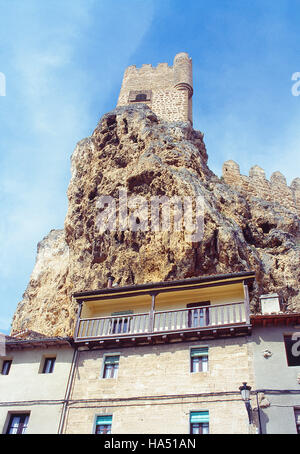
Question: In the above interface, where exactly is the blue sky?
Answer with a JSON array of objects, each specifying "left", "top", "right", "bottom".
[{"left": 0, "top": 0, "right": 299, "bottom": 333}]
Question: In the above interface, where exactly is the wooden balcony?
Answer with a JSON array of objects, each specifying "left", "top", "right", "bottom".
[{"left": 74, "top": 301, "right": 251, "bottom": 346}]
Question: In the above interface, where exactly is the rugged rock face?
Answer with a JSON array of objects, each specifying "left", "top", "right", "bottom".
[
  {"left": 11, "top": 104, "right": 300, "bottom": 336},
  {"left": 12, "top": 230, "right": 73, "bottom": 336}
]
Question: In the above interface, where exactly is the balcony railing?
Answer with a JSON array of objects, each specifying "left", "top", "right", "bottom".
[{"left": 75, "top": 301, "right": 249, "bottom": 342}]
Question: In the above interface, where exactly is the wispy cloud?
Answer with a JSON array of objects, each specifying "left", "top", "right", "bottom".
[{"left": 0, "top": 0, "right": 155, "bottom": 324}]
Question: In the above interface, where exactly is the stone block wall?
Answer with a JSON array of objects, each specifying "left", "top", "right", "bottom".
[
  {"left": 117, "top": 53, "right": 193, "bottom": 124},
  {"left": 222, "top": 160, "right": 300, "bottom": 217},
  {"left": 64, "top": 338, "right": 255, "bottom": 434}
]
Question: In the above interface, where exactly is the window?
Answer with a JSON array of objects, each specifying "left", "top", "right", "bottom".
[
  {"left": 128, "top": 90, "right": 151, "bottom": 103},
  {"left": 42, "top": 357, "right": 56, "bottom": 374},
  {"left": 6, "top": 413, "right": 30, "bottom": 434},
  {"left": 1, "top": 360, "right": 12, "bottom": 375},
  {"left": 187, "top": 302, "right": 210, "bottom": 328},
  {"left": 135, "top": 93, "right": 147, "bottom": 101},
  {"left": 191, "top": 347, "right": 208, "bottom": 373},
  {"left": 190, "top": 411, "right": 209, "bottom": 434},
  {"left": 102, "top": 355, "right": 119, "bottom": 379},
  {"left": 95, "top": 415, "right": 112, "bottom": 434},
  {"left": 295, "top": 409, "right": 300, "bottom": 434},
  {"left": 284, "top": 335, "right": 300, "bottom": 367}
]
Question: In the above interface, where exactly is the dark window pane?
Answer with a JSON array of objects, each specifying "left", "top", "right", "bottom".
[
  {"left": 190, "top": 422, "right": 209, "bottom": 434},
  {"left": 135, "top": 93, "right": 147, "bottom": 101},
  {"left": 103, "top": 356, "right": 119, "bottom": 378},
  {"left": 6, "top": 414, "right": 29, "bottom": 434},
  {"left": 1, "top": 360, "right": 12, "bottom": 375},
  {"left": 96, "top": 424, "right": 111, "bottom": 434},
  {"left": 191, "top": 356, "right": 208, "bottom": 372},
  {"left": 42, "top": 358, "right": 56, "bottom": 374},
  {"left": 295, "top": 409, "right": 300, "bottom": 434}
]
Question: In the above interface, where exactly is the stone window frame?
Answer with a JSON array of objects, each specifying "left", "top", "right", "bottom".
[
  {"left": 100, "top": 353, "right": 120, "bottom": 379},
  {"left": 190, "top": 346, "right": 209, "bottom": 373},
  {"left": 128, "top": 90, "right": 152, "bottom": 103}
]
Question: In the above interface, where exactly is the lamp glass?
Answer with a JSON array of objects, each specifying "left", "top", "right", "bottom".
[
  {"left": 241, "top": 388, "right": 250, "bottom": 401},
  {"left": 239, "top": 382, "right": 251, "bottom": 401}
]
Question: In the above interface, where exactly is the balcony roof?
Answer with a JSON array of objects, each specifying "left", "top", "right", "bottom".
[
  {"left": 73, "top": 271, "right": 255, "bottom": 302},
  {"left": 4, "top": 336, "right": 74, "bottom": 350},
  {"left": 251, "top": 312, "right": 300, "bottom": 327}
]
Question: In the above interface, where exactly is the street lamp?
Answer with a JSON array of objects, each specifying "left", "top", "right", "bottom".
[{"left": 239, "top": 382, "right": 253, "bottom": 424}]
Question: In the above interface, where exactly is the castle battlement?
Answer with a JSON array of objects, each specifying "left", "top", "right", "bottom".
[
  {"left": 118, "top": 52, "right": 193, "bottom": 123},
  {"left": 124, "top": 62, "right": 173, "bottom": 75},
  {"left": 222, "top": 160, "right": 300, "bottom": 216}
]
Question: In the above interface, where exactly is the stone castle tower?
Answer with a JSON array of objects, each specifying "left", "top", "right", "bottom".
[{"left": 117, "top": 52, "right": 193, "bottom": 124}]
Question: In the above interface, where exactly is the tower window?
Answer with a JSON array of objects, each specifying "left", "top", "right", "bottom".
[{"left": 128, "top": 90, "right": 151, "bottom": 103}]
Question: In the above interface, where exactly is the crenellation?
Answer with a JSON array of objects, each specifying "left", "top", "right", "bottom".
[
  {"left": 291, "top": 177, "right": 300, "bottom": 215},
  {"left": 156, "top": 62, "right": 170, "bottom": 70},
  {"left": 249, "top": 165, "right": 266, "bottom": 179},
  {"left": 270, "top": 171, "right": 287, "bottom": 186},
  {"left": 222, "top": 161, "right": 300, "bottom": 217},
  {"left": 124, "top": 65, "right": 137, "bottom": 74},
  {"left": 140, "top": 63, "right": 153, "bottom": 71},
  {"left": 290, "top": 177, "right": 300, "bottom": 191}
]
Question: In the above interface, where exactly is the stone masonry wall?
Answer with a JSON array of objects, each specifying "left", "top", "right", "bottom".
[
  {"left": 222, "top": 160, "right": 300, "bottom": 217},
  {"left": 64, "top": 338, "right": 256, "bottom": 434},
  {"left": 117, "top": 52, "right": 193, "bottom": 123}
]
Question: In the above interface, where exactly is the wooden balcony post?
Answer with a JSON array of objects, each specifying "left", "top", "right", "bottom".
[
  {"left": 243, "top": 282, "right": 250, "bottom": 324},
  {"left": 74, "top": 301, "right": 83, "bottom": 339},
  {"left": 149, "top": 292, "right": 157, "bottom": 333}
]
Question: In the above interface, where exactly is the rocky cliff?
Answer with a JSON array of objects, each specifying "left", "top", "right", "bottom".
[{"left": 11, "top": 104, "right": 300, "bottom": 336}]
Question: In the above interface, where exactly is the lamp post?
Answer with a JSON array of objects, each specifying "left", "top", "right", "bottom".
[{"left": 239, "top": 382, "right": 253, "bottom": 425}]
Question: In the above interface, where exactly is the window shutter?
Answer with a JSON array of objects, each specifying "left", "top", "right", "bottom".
[
  {"left": 187, "top": 301, "right": 210, "bottom": 308},
  {"left": 96, "top": 415, "right": 112, "bottom": 425},
  {"left": 104, "top": 356, "right": 119, "bottom": 365},
  {"left": 191, "top": 347, "right": 208, "bottom": 357},
  {"left": 111, "top": 311, "right": 133, "bottom": 316},
  {"left": 190, "top": 411, "right": 209, "bottom": 423}
]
